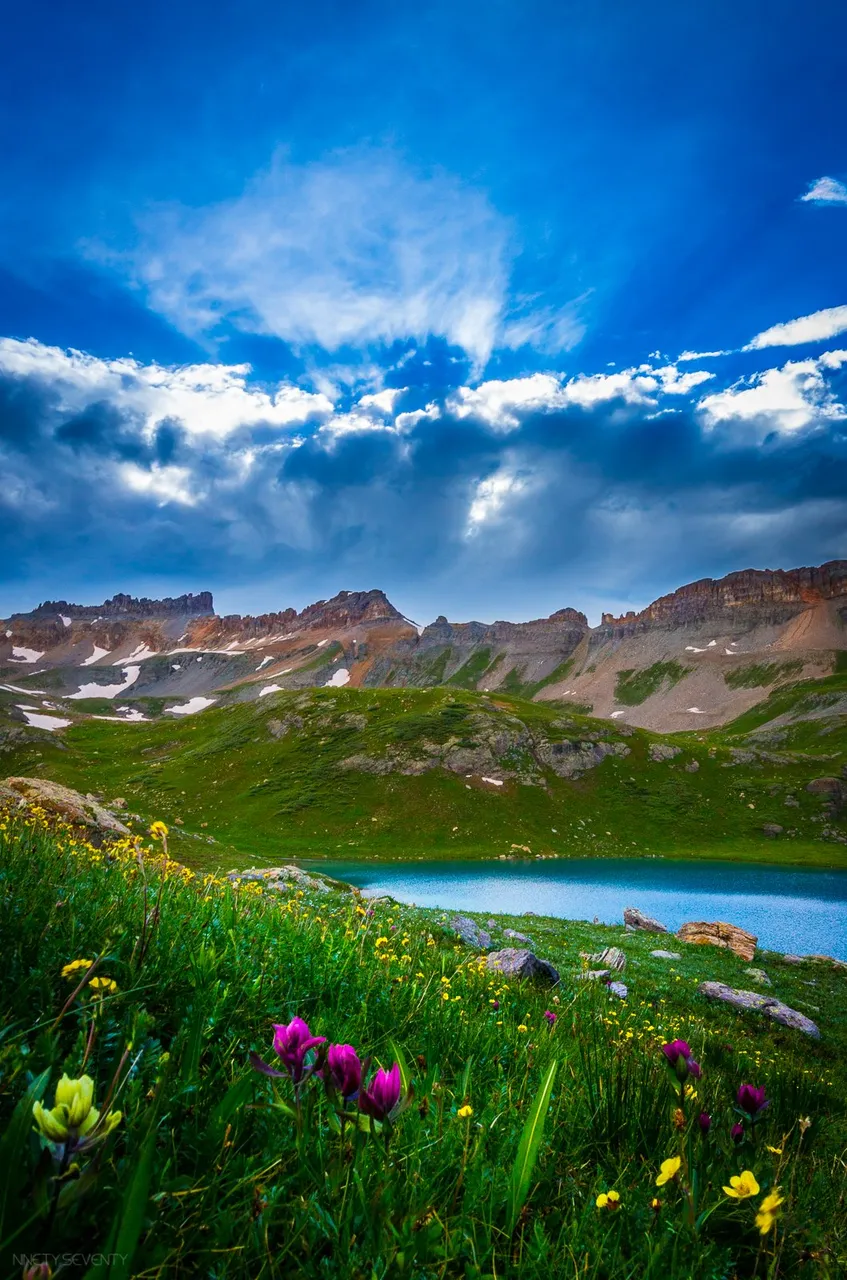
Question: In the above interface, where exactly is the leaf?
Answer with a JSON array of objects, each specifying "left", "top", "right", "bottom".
[
  {"left": 96, "top": 1119, "right": 158, "bottom": 1280},
  {"left": 507, "top": 1059, "right": 558, "bottom": 1233},
  {"left": 0, "top": 1067, "right": 50, "bottom": 1241},
  {"left": 388, "top": 1038, "right": 412, "bottom": 1092},
  {"left": 208, "top": 1073, "right": 254, "bottom": 1133}
]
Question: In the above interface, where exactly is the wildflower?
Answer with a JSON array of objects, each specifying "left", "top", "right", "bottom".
[
  {"left": 88, "top": 977, "right": 118, "bottom": 996},
  {"left": 731, "top": 1121, "right": 745, "bottom": 1144},
  {"left": 543, "top": 1010, "right": 557, "bottom": 1027},
  {"left": 324, "top": 1044, "right": 362, "bottom": 1101},
  {"left": 61, "top": 958, "right": 94, "bottom": 979},
  {"left": 491, "top": 999, "right": 500, "bottom": 1010},
  {"left": 359, "top": 1063, "right": 402, "bottom": 1122},
  {"left": 737, "top": 1084, "right": 769, "bottom": 1117},
  {"left": 458, "top": 1104, "right": 473, "bottom": 1118},
  {"left": 517, "top": 1024, "right": 528, "bottom": 1033},
  {"left": 149, "top": 821, "right": 168, "bottom": 840},
  {"left": 723, "top": 1170, "right": 760, "bottom": 1200},
  {"left": 32, "top": 1074, "right": 121, "bottom": 1152},
  {"left": 650, "top": 1197, "right": 661, "bottom": 1213},
  {"left": 655, "top": 1156, "right": 681, "bottom": 1187},
  {"left": 766, "top": 1144, "right": 784, "bottom": 1155},
  {"left": 798, "top": 1115, "right": 811, "bottom": 1135},
  {"left": 595, "top": 1190, "right": 621, "bottom": 1210},
  {"left": 672, "top": 1107, "right": 685, "bottom": 1130},
  {"left": 661, "top": 1039, "right": 701, "bottom": 1081},
  {"left": 755, "top": 1188, "right": 784, "bottom": 1235},
  {"left": 698, "top": 1112, "right": 712, "bottom": 1134},
  {"left": 23, "top": 1265, "right": 52, "bottom": 1280},
  {"left": 250, "top": 1016, "right": 326, "bottom": 1084}
]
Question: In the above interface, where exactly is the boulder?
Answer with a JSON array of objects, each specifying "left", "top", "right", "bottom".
[
  {"left": 761, "top": 824, "right": 784, "bottom": 838},
  {"left": 677, "top": 920, "right": 757, "bottom": 962},
  {"left": 228, "top": 865, "right": 337, "bottom": 893},
  {"left": 451, "top": 916, "right": 492, "bottom": 949},
  {"left": 698, "top": 981, "right": 820, "bottom": 1038},
  {"left": 806, "top": 777, "right": 844, "bottom": 797},
  {"left": 1, "top": 776, "right": 130, "bottom": 842},
  {"left": 576, "top": 969, "right": 611, "bottom": 981},
  {"left": 649, "top": 744, "right": 681, "bottom": 763},
  {"left": 623, "top": 906, "right": 668, "bottom": 933},
  {"left": 685, "top": 760, "right": 700, "bottom": 773},
  {"left": 743, "top": 967, "right": 772, "bottom": 986},
  {"left": 587, "top": 946, "right": 627, "bottom": 972},
  {"left": 485, "top": 948, "right": 560, "bottom": 986},
  {"left": 607, "top": 981, "right": 628, "bottom": 999},
  {"left": 651, "top": 949, "right": 682, "bottom": 960},
  {"left": 504, "top": 928, "right": 533, "bottom": 945}
]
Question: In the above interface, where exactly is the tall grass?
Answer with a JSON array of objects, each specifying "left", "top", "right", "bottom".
[{"left": 0, "top": 807, "right": 845, "bottom": 1278}]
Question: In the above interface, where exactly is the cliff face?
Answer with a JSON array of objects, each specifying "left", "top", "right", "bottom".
[
  {"left": 21, "top": 592, "right": 215, "bottom": 622},
  {"left": 185, "top": 590, "right": 406, "bottom": 646}
]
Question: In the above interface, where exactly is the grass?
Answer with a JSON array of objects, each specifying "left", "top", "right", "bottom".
[
  {"left": 1, "top": 809, "right": 845, "bottom": 1278},
  {"left": 724, "top": 663, "right": 805, "bottom": 690},
  {"left": 614, "top": 662, "right": 691, "bottom": 707},
  {"left": 1, "top": 682, "right": 845, "bottom": 871},
  {"left": 499, "top": 659, "right": 576, "bottom": 701}
]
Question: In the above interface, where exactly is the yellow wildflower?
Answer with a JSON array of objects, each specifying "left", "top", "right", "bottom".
[
  {"left": 32, "top": 1074, "right": 121, "bottom": 1148},
  {"left": 723, "top": 1171, "right": 760, "bottom": 1200},
  {"left": 149, "top": 821, "right": 168, "bottom": 839},
  {"left": 755, "top": 1187, "right": 784, "bottom": 1235},
  {"left": 595, "top": 1190, "right": 620, "bottom": 1210},
  {"left": 61, "top": 959, "right": 94, "bottom": 979},
  {"left": 655, "top": 1156, "right": 681, "bottom": 1187},
  {"left": 457, "top": 1105, "right": 473, "bottom": 1118},
  {"left": 766, "top": 1144, "right": 784, "bottom": 1155},
  {"left": 517, "top": 1024, "right": 528, "bottom": 1033},
  {"left": 88, "top": 977, "right": 118, "bottom": 995}
]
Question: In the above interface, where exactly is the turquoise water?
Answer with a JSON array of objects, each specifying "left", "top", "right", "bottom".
[{"left": 309, "top": 857, "right": 847, "bottom": 960}]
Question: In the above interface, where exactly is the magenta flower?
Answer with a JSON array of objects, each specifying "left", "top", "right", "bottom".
[
  {"left": 359, "top": 1062, "right": 402, "bottom": 1121},
  {"left": 661, "top": 1039, "right": 701, "bottom": 1081},
  {"left": 250, "top": 1015, "right": 326, "bottom": 1084},
  {"left": 731, "top": 1121, "right": 745, "bottom": 1144},
  {"left": 543, "top": 1010, "right": 557, "bottom": 1027},
  {"left": 737, "top": 1083, "right": 769, "bottom": 1117},
  {"left": 698, "top": 1112, "right": 711, "bottom": 1134},
  {"left": 324, "top": 1043, "right": 362, "bottom": 1100},
  {"left": 491, "top": 1000, "right": 500, "bottom": 1011}
]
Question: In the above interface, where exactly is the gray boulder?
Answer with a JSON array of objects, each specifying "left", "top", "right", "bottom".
[
  {"left": 452, "top": 915, "right": 492, "bottom": 949},
  {"left": 651, "top": 949, "right": 682, "bottom": 960},
  {"left": 698, "top": 981, "right": 820, "bottom": 1038},
  {"left": 486, "top": 948, "right": 560, "bottom": 986},
  {"left": 608, "top": 981, "right": 628, "bottom": 999},
  {"left": 743, "top": 967, "right": 772, "bottom": 986},
  {"left": 624, "top": 906, "right": 668, "bottom": 933},
  {"left": 577, "top": 968, "right": 611, "bottom": 981},
  {"left": 504, "top": 928, "right": 533, "bottom": 944},
  {"left": 1, "top": 776, "right": 130, "bottom": 843},
  {"left": 588, "top": 946, "right": 627, "bottom": 972},
  {"left": 649, "top": 743, "right": 681, "bottom": 763}
]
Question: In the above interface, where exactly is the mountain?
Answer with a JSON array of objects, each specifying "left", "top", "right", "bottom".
[{"left": 1, "top": 562, "right": 845, "bottom": 735}]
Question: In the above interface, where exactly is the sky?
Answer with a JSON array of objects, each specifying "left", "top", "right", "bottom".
[{"left": 1, "top": 0, "right": 846, "bottom": 625}]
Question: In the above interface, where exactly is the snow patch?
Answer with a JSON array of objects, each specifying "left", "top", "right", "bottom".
[
  {"left": 68, "top": 666, "right": 140, "bottom": 700},
  {"left": 4, "top": 630, "right": 11, "bottom": 638},
  {"left": 165, "top": 696, "right": 216, "bottom": 715},
  {"left": 609, "top": 710, "right": 625, "bottom": 719},
  {"left": 19, "top": 710, "right": 73, "bottom": 731},
  {"left": 324, "top": 668, "right": 350, "bottom": 687},
  {"left": 171, "top": 663, "right": 181, "bottom": 670},
  {"left": 82, "top": 646, "right": 110, "bottom": 666},
  {"left": 10, "top": 647, "right": 44, "bottom": 663},
  {"left": 114, "top": 644, "right": 157, "bottom": 664},
  {"left": 317, "top": 638, "right": 330, "bottom": 647},
  {"left": 60, "top": 615, "right": 71, "bottom": 628},
  {"left": 686, "top": 707, "right": 706, "bottom": 714},
  {"left": 93, "top": 708, "right": 149, "bottom": 722},
  {"left": 0, "top": 682, "right": 49, "bottom": 695},
  {"left": 481, "top": 776, "right": 504, "bottom": 787},
  {"left": 259, "top": 684, "right": 283, "bottom": 697},
  {"left": 257, "top": 656, "right": 274, "bottom": 670}
]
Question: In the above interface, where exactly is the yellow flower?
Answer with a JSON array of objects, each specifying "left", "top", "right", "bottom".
[
  {"left": 458, "top": 1105, "right": 473, "bottom": 1118},
  {"left": 723, "top": 1171, "right": 760, "bottom": 1200},
  {"left": 755, "top": 1188, "right": 784, "bottom": 1235},
  {"left": 33, "top": 1074, "right": 120, "bottom": 1146},
  {"left": 596, "top": 1190, "right": 620, "bottom": 1210},
  {"left": 517, "top": 1024, "right": 528, "bottom": 1033},
  {"left": 88, "top": 977, "right": 118, "bottom": 995},
  {"left": 650, "top": 1197, "right": 661, "bottom": 1212},
  {"left": 655, "top": 1156, "right": 681, "bottom": 1187},
  {"left": 149, "top": 821, "right": 168, "bottom": 840},
  {"left": 766, "top": 1144, "right": 784, "bottom": 1155},
  {"left": 61, "top": 958, "right": 94, "bottom": 979}
]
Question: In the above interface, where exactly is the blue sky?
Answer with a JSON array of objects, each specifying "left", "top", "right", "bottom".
[{"left": 1, "top": 0, "right": 846, "bottom": 623}]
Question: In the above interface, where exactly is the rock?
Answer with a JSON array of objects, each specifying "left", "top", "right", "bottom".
[
  {"left": 0, "top": 776, "right": 130, "bottom": 842},
  {"left": 485, "top": 948, "right": 560, "bottom": 986},
  {"left": 504, "top": 928, "right": 533, "bottom": 944},
  {"left": 781, "top": 954, "right": 805, "bottom": 964},
  {"left": 588, "top": 946, "right": 627, "bottom": 972},
  {"left": 802, "top": 953, "right": 847, "bottom": 971},
  {"left": 227, "top": 864, "right": 339, "bottom": 894},
  {"left": 576, "top": 969, "right": 611, "bottom": 981},
  {"left": 109, "top": 797, "right": 127, "bottom": 809},
  {"left": 607, "top": 981, "right": 628, "bottom": 999},
  {"left": 651, "top": 949, "right": 682, "bottom": 960},
  {"left": 685, "top": 760, "right": 700, "bottom": 773},
  {"left": 806, "top": 777, "right": 844, "bottom": 797},
  {"left": 624, "top": 906, "right": 668, "bottom": 933},
  {"left": 698, "top": 981, "right": 820, "bottom": 1038},
  {"left": 649, "top": 743, "right": 682, "bottom": 762},
  {"left": 677, "top": 920, "right": 757, "bottom": 962},
  {"left": 743, "top": 967, "right": 772, "bottom": 986},
  {"left": 761, "top": 823, "right": 784, "bottom": 838},
  {"left": 451, "top": 916, "right": 492, "bottom": 949}
]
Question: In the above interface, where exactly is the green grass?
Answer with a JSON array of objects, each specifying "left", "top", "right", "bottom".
[
  {"left": 724, "top": 661, "right": 804, "bottom": 690},
  {"left": 1, "top": 811, "right": 845, "bottom": 1278},
  {"left": 447, "top": 648, "right": 493, "bottom": 688},
  {"left": 498, "top": 658, "right": 576, "bottom": 701},
  {"left": 614, "top": 662, "right": 691, "bottom": 706}
]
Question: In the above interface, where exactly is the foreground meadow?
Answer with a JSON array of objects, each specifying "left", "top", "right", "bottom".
[{"left": 0, "top": 808, "right": 845, "bottom": 1278}]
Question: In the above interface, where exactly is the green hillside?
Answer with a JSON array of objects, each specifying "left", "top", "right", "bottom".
[{"left": 1, "top": 674, "right": 845, "bottom": 870}]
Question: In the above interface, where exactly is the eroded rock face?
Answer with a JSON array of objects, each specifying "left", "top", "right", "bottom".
[
  {"left": 0, "top": 777, "right": 130, "bottom": 841},
  {"left": 624, "top": 907, "right": 668, "bottom": 933},
  {"left": 678, "top": 920, "right": 757, "bottom": 962},
  {"left": 587, "top": 946, "right": 627, "bottom": 972},
  {"left": 698, "top": 981, "right": 820, "bottom": 1037},
  {"left": 451, "top": 916, "right": 492, "bottom": 949},
  {"left": 485, "top": 948, "right": 560, "bottom": 986}
]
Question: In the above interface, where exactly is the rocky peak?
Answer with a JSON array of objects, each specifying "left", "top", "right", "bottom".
[{"left": 16, "top": 591, "right": 214, "bottom": 623}]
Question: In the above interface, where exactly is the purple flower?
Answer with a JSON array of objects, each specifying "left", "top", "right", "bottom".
[
  {"left": 731, "top": 1121, "right": 745, "bottom": 1144},
  {"left": 491, "top": 1000, "right": 500, "bottom": 1011},
  {"left": 250, "top": 1016, "right": 326, "bottom": 1084},
  {"left": 698, "top": 1112, "right": 712, "bottom": 1134},
  {"left": 661, "top": 1039, "right": 702, "bottom": 1081},
  {"left": 737, "top": 1083, "right": 769, "bottom": 1117},
  {"left": 324, "top": 1043, "right": 362, "bottom": 1100},
  {"left": 359, "top": 1062, "right": 402, "bottom": 1121},
  {"left": 543, "top": 1010, "right": 557, "bottom": 1027}
]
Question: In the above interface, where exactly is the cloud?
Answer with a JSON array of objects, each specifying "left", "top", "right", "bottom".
[
  {"left": 119, "top": 461, "right": 200, "bottom": 506},
  {"left": 466, "top": 468, "right": 528, "bottom": 533},
  {"left": 677, "top": 349, "right": 729, "bottom": 362},
  {"left": 698, "top": 355, "right": 847, "bottom": 434},
  {"left": 800, "top": 176, "right": 847, "bottom": 206},
  {"left": 744, "top": 304, "right": 847, "bottom": 351}
]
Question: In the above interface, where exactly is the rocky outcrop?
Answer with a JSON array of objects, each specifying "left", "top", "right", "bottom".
[
  {"left": 0, "top": 777, "right": 129, "bottom": 841},
  {"left": 18, "top": 592, "right": 214, "bottom": 622},
  {"left": 586, "top": 946, "right": 626, "bottom": 972},
  {"left": 451, "top": 916, "right": 492, "bottom": 948},
  {"left": 624, "top": 907, "right": 668, "bottom": 933},
  {"left": 678, "top": 921, "right": 757, "bottom": 962},
  {"left": 698, "top": 981, "right": 820, "bottom": 1037},
  {"left": 485, "top": 948, "right": 560, "bottom": 986},
  {"left": 227, "top": 865, "right": 351, "bottom": 894}
]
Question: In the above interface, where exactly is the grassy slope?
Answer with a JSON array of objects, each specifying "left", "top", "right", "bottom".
[
  {"left": 1, "top": 678, "right": 845, "bottom": 871},
  {"left": 0, "top": 811, "right": 845, "bottom": 1278}
]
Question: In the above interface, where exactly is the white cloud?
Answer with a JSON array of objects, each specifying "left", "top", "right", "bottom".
[
  {"left": 744, "top": 304, "right": 847, "bottom": 351},
  {"left": 678, "top": 349, "right": 729, "bottom": 362},
  {"left": 698, "top": 355, "right": 846, "bottom": 434},
  {"left": 800, "top": 176, "right": 847, "bottom": 206},
  {"left": 119, "top": 462, "right": 199, "bottom": 506},
  {"left": 0, "top": 337, "right": 332, "bottom": 438},
  {"left": 449, "top": 373, "right": 566, "bottom": 430},
  {"left": 466, "top": 469, "right": 528, "bottom": 532}
]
